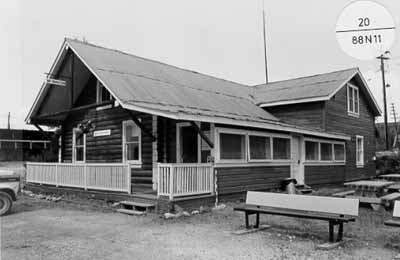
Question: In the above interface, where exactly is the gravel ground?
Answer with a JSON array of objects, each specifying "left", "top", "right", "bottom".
[{"left": 0, "top": 195, "right": 399, "bottom": 260}]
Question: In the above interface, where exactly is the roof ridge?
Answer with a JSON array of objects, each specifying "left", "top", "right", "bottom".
[
  {"left": 96, "top": 67, "right": 255, "bottom": 102},
  {"left": 65, "top": 37, "right": 255, "bottom": 90},
  {"left": 254, "top": 67, "right": 359, "bottom": 88}
]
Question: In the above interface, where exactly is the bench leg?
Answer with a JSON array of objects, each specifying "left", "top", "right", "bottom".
[
  {"left": 337, "top": 223, "right": 343, "bottom": 242},
  {"left": 329, "top": 221, "right": 334, "bottom": 243},
  {"left": 245, "top": 212, "right": 250, "bottom": 229},
  {"left": 255, "top": 213, "right": 260, "bottom": 228}
]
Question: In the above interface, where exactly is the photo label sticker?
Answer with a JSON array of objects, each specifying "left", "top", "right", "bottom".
[{"left": 336, "top": 0, "right": 396, "bottom": 60}]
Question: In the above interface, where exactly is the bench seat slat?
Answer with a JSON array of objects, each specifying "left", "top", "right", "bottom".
[{"left": 246, "top": 191, "right": 359, "bottom": 217}]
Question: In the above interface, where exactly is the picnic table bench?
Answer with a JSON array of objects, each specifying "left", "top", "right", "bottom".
[
  {"left": 234, "top": 191, "right": 359, "bottom": 243},
  {"left": 344, "top": 180, "right": 398, "bottom": 210},
  {"left": 379, "top": 174, "right": 400, "bottom": 182},
  {"left": 384, "top": 200, "right": 400, "bottom": 227}
]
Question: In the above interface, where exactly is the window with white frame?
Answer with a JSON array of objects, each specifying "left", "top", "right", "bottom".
[
  {"left": 272, "top": 137, "right": 291, "bottom": 160},
  {"left": 356, "top": 135, "right": 364, "bottom": 167},
  {"left": 216, "top": 128, "right": 291, "bottom": 163},
  {"left": 249, "top": 135, "right": 272, "bottom": 160},
  {"left": 305, "top": 141, "right": 319, "bottom": 161},
  {"left": 219, "top": 133, "right": 246, "bottom": 160},
  {"left": 347, "top": 84, "right": 359, "bottom": 116},
  {"left": 96, "top": 80, "right": 113, "bottom": 103},
  {"left": 72, "top": 128, "right": 86, "bottom": 162},
  {"left": 305, "top": 139, "right": 345, "bottom": 163},
  {"left": 122, "top": 120, "right": 141, "bottom": 164}
]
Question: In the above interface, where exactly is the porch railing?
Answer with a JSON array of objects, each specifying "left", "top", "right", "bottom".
[
  {"left": 26, "top": 162, "right": 131, "bottom": 193},
  {"left": 157, "top": 163, "right": 214, "bottom": 199}
]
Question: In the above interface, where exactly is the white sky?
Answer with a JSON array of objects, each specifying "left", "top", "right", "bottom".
[{"left": 1, "top": 0, "right": 400, "bottom": 129}]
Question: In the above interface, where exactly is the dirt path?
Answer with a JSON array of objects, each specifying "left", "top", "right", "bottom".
[{"left": 0, "top": 196, "right": 398, "bottom": 260}]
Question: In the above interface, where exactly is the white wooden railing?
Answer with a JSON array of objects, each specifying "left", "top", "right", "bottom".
[
  {"left": 26, "top": 162, "right": 131, "bottom": 193},
  {"left": 157, "top": 163, "right": 214, "bottom": 199}
]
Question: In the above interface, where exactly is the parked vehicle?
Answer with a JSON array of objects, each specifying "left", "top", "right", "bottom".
[{"left": 0, "top": 170, "right": 20, "bottom": 215}]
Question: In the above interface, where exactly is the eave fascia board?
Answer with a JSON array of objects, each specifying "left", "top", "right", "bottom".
[{"left": 259, "top": 96, "right": 329, "bottom": 108}]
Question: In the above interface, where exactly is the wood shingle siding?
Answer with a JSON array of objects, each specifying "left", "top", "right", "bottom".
[
  {"left": 216, "top": 166, "right": 290, "bottom": 195},
  {"left": 305, "top": 165, "right": 345, "bottom": 186}
]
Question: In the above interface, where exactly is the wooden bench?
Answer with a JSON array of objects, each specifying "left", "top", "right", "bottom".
[
  {"left": 332, "top": 190, "right": 355, "bottom": 198},
  {"left": 234, "top": 191, "right": 359, "bottom": 243},
  {"left": 384, "top": 200, "right": 400, "bottom": 227}
]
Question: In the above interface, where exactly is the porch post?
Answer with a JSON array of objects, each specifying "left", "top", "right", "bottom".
[{"left": 152, "top": 115, "right": 158, "bottom": 191}]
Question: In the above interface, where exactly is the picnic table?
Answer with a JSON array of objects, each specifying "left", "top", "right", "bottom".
[
  {"left": 379, "top": 174, "right": 400, "bottom": 182},
  {"left": 343, "top": 180, "right": 397, "bottom": 210}
]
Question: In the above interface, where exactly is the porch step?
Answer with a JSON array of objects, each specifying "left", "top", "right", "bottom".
[
  {"left": 131, "top": 169, "right": 152, "bottom": 177},
  {"left": 131, "top": 176, "right": 153, "bottom": 184},
  {"left": 116, "top": 208, "right": 145, "bottom": 216},
  {"left": 117, "top": 200, "right": 155, "bottom": 215},
  {"left": 296, "top": 184, "right": 313, "bottom": 194},
  {"left": 132, "top": 183, "right": 153, "bottom": 193}
]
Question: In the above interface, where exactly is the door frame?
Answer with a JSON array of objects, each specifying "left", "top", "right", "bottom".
[
  {"left": 176, "top": 122, "right": 201, "bottom": 163},
  {"left": 291, "top": 134, "right": 305, "bottom": 184}
]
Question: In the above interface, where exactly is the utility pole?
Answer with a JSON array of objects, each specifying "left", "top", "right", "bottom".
[
  {"left": 7, "top": 112, "right": 10, "bottom": 130},
  {"left": 377, "top": 53, "right": 390, "bottom": 150},
  {"left": 391, "top": 103, "right": 399, "bottom": 148}
]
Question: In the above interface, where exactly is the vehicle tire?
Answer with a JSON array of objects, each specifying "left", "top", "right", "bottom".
[{"left": 0, "top": 191, "right": 12, "bottom": 216}]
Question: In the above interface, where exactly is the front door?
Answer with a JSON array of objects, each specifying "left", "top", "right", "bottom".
[
  {"left": 177, "top": 124, "right": 198, "bottom": 163},
  {"left": 291, "top": 135, "right": 304, "bottom": 184}
]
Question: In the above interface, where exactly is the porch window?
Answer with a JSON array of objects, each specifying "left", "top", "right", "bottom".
[
  {"left": 334, "top": 143, "right": 345, "bottom": 161},
  {"left": 72, "top": 128, "right": 86, "bottom": 162},
  {"left": 249, "top": 135, "right": 271, "bottom": 160},
  {"left": 305, "top": 141, "right": 319, "bottom": 161},
  {"left": 356, "top": 135, "right": 364, "bottom": 167},
  {"left": 347, "top": 84, "right": 359, "bottom": 116},
  {"left": 320, "top": 143, "right": 333, "bottom": 161},
  {"left": 273, "top": 137, "right": 290, "bottom": 160},
  {"left": 123, "top": 120, "right": 141, "bottom": 164},
  {"left": 219, "top": 133, "right": 246, "bottom": 160}
]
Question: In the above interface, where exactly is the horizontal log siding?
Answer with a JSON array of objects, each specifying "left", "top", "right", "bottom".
[
  {"left": 265, "top": 102, "right": 325, "bottom": 130},
  {"left": 216, "top": 166, "right": 290, "bottom": 195},
  {"left": 325, "top": 82, "right": 376, "bottom": 180},
  {"left": 304, "top": 165, "right": 345, "bottom": 186},
  {"left": 61, "top": 106, "right": 153, "bottom": 171}
]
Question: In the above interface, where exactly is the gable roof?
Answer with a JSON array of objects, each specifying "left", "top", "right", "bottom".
[
  {"left": 26, "top": 38, "right": 351, "bottom": 140},
  {"left": 255, "top": 68, "right": 381, "bottom": 116}
]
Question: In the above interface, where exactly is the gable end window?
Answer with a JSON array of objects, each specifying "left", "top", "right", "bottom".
[
  {"left": 122, "top": 120, "right": 142, "bottom": 165},
  {"left": 96, "top": 80, "right": 114, "bottom": 103},
  {"left": 347, "top": 84, "right": 359, "bottom": 117}
]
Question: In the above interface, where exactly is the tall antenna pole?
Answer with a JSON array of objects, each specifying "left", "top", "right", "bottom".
[
  {"left": 262, "top": 1, "right": 269, "bottom": 84},
  {"left": 7, "top": 112, "right": 10, "bottom": 130}
]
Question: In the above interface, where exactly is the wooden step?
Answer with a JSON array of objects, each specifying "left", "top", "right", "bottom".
[
  {"left": 120, "top": 200, "right": 155, "bottom": 209},
  {"left": 131, "top": 169, "right": 152, "bottom": 177},
  {"left": 131, "top": 176, "right": 153, "bottom": 184},
  {"left": 116, "top": 208, "right": 145, "bottom": 216},
  {"left": 131, "top": 183, "right": 153, "bottom": 193}
]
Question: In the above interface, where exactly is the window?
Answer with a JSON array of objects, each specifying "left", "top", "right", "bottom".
[
  {"left": 123, "top": 120, "right": 141, "bottom": 164},
  {"left": 200, "top": 123, "right": 212, "bottom": 163},
  {"left": 273, "top": 137, "right": 291, "bottom": 160},
  {"left": 219, "top": 133, "right": 246, "bottom": 160},
  {"left": 305, "top": 141, "right": 319, "bottom": 161},
  {"left": 334, "top": 144, "right": 345, "bottom": 161},
  {"left": 72, "top": 128, "right": 86, "bottom": 162},
  {"left": 320, "top": 143, "right": 333, "bottom": 161},
  {"left": 356, "top": 136, "right": 364, "bottom": 167},
  {"left": 305, "top": 139, "right": 345, "bottom": 163},
  {"left": 96, "top": 80, "right": 113, "bottom": 103},
  {"left": 347, "top": 84, "right": 359, "bottom": 116},
  {"left": 249, "top": 135, "right": 271, "bottom": 160}
]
